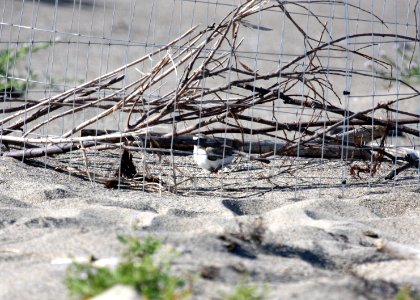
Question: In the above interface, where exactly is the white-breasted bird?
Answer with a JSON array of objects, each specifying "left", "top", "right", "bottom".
[
  {"left": 193, "top": 135, "right": 270, "bottom": 173},
  {"left": 193, "top": 135, "right": 235, "bottom": 173}
]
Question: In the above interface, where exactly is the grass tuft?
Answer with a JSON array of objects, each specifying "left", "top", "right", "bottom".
[
  {"left": 225, "top": 280, "right": 267, "bottom": 300},
  {"left": 65, "top": 236, "right": 189, "bottom": 299},
  {"left": 395, "top": 287, "right": 420, "bottom": 300},
  {"left": 0, "top": 43, "right": 49, "bottom": 96}
]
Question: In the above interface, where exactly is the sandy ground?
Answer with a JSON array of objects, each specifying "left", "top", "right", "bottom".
[
  {"left": 0, "top": 151, "right": 420, "bottom": 299},
  {"left": 2, "top": 1, "right": 420, "bottom": 299}
]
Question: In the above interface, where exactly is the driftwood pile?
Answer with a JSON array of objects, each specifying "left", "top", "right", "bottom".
[{"left": 1, "top": 1, "right": 420, "bottom": 190}]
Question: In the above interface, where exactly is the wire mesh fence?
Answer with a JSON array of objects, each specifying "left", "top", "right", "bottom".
[{"left": 1, "top": 0, "right": 420, "bottom": 198}]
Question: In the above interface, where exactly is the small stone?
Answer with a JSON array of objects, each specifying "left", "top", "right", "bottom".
[{"left": 91, "top": 285, "right": 141, "bottom": 300}]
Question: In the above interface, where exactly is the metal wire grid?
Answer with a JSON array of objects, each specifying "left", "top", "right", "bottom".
[{"left": 1, "top": 0, "right": 419, "bottom": 197}]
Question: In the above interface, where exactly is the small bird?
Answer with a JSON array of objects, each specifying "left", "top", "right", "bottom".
[
  {"left": 193, "top": 135, "right": 235, "bottom": 173},
  {"left": 193, "top": 135, "right": 270, "bottom": 173}
]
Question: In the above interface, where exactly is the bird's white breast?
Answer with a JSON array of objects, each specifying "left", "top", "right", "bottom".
[
  {"left": 193, "top": 145, "right": 209, "bottom": 169},
  {"left": 193, "top": 145, "right": 233, "bottom": 172}
]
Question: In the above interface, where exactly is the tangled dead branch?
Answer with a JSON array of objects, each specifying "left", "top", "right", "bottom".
[{"left": 1, "top": 1, "right": 420, "bottom": 190}]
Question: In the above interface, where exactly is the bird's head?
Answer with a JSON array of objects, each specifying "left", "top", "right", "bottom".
[
  {"left": 193, "top": 133, "right": 206, "bottom": 140},
  {"left": 193, "top": 134, "right": 206, "bottom": 149}
]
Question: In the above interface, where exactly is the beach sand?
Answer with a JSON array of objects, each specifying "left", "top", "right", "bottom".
[
  {"left": 2, "top": 1, "right": 420, "bottom": 299},
  {"left": 0, "top": 152, "right": 420, "bottom": 299}
]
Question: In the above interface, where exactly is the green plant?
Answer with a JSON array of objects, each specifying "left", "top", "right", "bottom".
[
  {"left": 0, "top": 43, "right": 48, "bottom": 96},
  {"left": 365, "top": 42, "right": 420, "bottom": 84},
  {"left": 225, "top": 281, "right": 267, "bottom": 300},
  {"left": 395, "top": 287, "right": 420, "bottom": 300},
  {"left": 65, "top": 236, "right": 189, "bottom": 299}
]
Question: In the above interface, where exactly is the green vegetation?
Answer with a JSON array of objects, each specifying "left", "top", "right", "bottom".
[
  {"left": 394, "top": 43, "right": 420, "bottom": 80},
  {"left": 66, "top": 235, "right": 269, "bottom": 299},
  {"left": 65, "top": 236, "right": 189, "bottom": 299},
  {"left": 0, "top": 43, "right": 48, "bottom": 96},
  {"left": 366, "top": 42, "right": 420, "bottom": 83},
  {"left": 395, "top": 287, "right": 420, "bottom": 300},
  {"left": 226, "top": 282, "right": 267, "bottom": 300}
]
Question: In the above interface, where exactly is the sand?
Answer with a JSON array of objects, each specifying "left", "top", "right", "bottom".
[
  {"left": 0, "top": 152, "right": 420, "bottom": 299},
  {"left": 2, "top": 1, "right": 420, "bottom": 299}
]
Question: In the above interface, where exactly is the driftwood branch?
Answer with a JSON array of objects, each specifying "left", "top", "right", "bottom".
[
  {"left": 2, "top": 1, "right": 420, "bottom": 182},
  {"left": 2, "top": 132, "right": 375, "bottom": 161}
]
